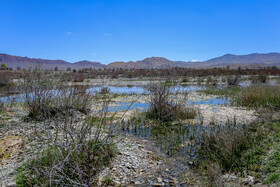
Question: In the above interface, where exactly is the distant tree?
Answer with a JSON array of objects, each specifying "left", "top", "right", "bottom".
[
  {"left": 54, "top": 66, "right": 58, "bottom": 71},
  {"left": 73, "top": 69, "right": 77, "bottom": 73},
  {"left": 271, "top": 66, "right": 278, "bottom": 70},
  {"left": 0, "top": 64, "right": 8, "bottom": 70},
  {"left": 17, "top": 66, "right": 22, "bottom": 71},
  {"left": 226, "top": 65, "right": 230, "bottom": 70},
  {"left": 66, "top": 67, "right": 71, "bottom": 71}
]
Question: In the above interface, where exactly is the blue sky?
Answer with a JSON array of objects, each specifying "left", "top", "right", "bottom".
[{"left": 1, "top": 0, "right": 280, "bottom": 64}]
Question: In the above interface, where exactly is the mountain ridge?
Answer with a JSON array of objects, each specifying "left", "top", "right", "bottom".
[
  {"left": 0, "top": 53, "right": 105, "bottom": 70},
  {"left": 1, "top": 52, "right": 280, "bottom": 70}
]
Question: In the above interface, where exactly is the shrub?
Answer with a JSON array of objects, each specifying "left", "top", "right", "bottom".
[
  {"left": 73, "top": 73, "right": 85, "bottom": 82},
  {"left": 0, "top": 71, "right": 16, "bottom": 86},
  {"left": 21, "top": 69, "right": 94, "bottom": 120},
  {"left": 100, "top": 87, "right": 110, "bottom": 95},
  {"left": 145, "top": 82, "right": 196, "bottom": 122},
  {"left": 227, "top": 75, "right": 240, "bottom": 86},
  {"left": 206, "top": 76, "right": 217, "bottom": 86},
  {"left": 250, "top": 75, "right": 267, "bottom": 84},
  {"left": 16, "top": 114, "right": 117, "bottom": 186},
  {"left": 0, "top": 99, "right": 4, "bottom": 112}
]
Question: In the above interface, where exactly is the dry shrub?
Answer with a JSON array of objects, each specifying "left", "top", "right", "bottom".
[
  {"left": 146, "top": 82, "right": 196, "bottom": 122},
  {"left": 0, "top": 71, "right": 17, "bottom": 86},
  {"left": 227, "top": 75, "right": 240, "bottom": 86},
  {"left": 21, "top": 69, "right": 94, "bottom": 120},
  {"left": 0, "top": 99, "right": 4, "bottom": 111},
  {"left": 16, "top": 114, "right": 117, "bottom": 186},
  {"left": 206, "top": 162, "right": 222, "bottom": 186},
  {"left": 250, "top": 75, "right": 267, "bottom": 84}
]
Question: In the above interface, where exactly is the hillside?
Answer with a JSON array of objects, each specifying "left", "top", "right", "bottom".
[
  {"left": 0, "top": 53, "right": 105, "bottom": 70},
  {"left": 1, "top": 52, "right": 280, "bottom": 70}
]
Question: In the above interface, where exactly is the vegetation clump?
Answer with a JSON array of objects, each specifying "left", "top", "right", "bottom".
[
  {"left": 250, "top": 74, "right": 267, "bottom": 84},
  {"left": 234, "top": 85, "right": 280, "bottom": 110},
  {"left": 198, "top": 121, "right": 265, "bottom": 172},
  {"left": 16, "top": 114, "right": 117, "bottom": 186},
  {"left": 227, "top": 75, "right": 240, "bottom": 86},
  {"left": 21, "top": 69, "right": 94, "bottom": 120},
  {"left": 145, "top": 82, "right": 196, "bottom": 122},
  {"left": 0, "top": 100, "right": 4, "bottom": 112}
]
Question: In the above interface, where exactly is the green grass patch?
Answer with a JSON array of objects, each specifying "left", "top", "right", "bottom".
[
  {"left": 201, "top": 86, "right": 241, "bottom": 96},
  {"left": 16, "top": 142, "right": 117, "bottom": 186},
  {"left": 234, "top": 85, "right": 280, "bottom": 110},
  {"left": 197, "top": 121, "right": 280, "bottom": 185}
]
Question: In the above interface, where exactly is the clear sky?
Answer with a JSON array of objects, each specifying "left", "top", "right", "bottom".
[{"left": 1, "top": 0, "right": 280, "bottom": 64}]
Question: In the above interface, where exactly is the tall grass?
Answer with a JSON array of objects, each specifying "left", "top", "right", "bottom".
[
  {"left": 234, "top": 85, "right": 280, "bottom": 110},
  {"left": 202, "top": 86, "right": 241, "bottom": 96},
  {"left": 198, "top": 121, "right": 265, "bottom": 173}
]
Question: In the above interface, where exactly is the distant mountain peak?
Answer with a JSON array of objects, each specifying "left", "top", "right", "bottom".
[
  {"left": 0, "top": 53, "right": 105, "bottom": 70},
  {"left": 1, "top": 52, "right": 280, "bottom": 70}
]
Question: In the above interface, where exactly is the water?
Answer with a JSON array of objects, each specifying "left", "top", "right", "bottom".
[
  {"left": 107, "top": 102, "right": 149, "bottom": 112},
  {"left": 87, "top": 86, "right": 146, "bottom": 94},
  {"left": 122, "top": 118, "right": 208, "bottom": 162},
  {"left": 105, "top": 97, "right": 230, "bottom": 112},
  {"left": 87, "top": 85, "right": 206, "bottom": 94},
  {"left": 0, "top": 85, "right": 206, "bottom": 103},
  {"left": 188, "top": 97, "right": 230, "bottom": 105}
]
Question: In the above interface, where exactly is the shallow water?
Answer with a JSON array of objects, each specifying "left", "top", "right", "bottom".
[
  {"left": 0, "top": 85, "right": 206, "bottom": 103},
  {"left": 121, "top": 119, "right": 210, "bottom": 163},
  {"left": 105, "top": 97, "right": 230, "bottom": 112},
  {"left": 188, "top": 97, "right": 230, "bottom": 105},
  {"left": 88, "top": 85, "right": 206, "bottom": 94},
  {"left": 108, "top": 102, "right": 149, "bottom": 112}
]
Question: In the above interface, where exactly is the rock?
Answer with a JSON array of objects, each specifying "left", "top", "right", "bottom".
[
  {"left": 7, "top": 182, "right": 16, "bottom": 187},
  {"left": 97, "top": 176, "right": 103, "bottom": 186},
  {"left": 169, "top": 180, "right": 177, "bottom": 184},
  {"left": 242, "top": 175, "right": 254, "bottom": 185},
  {"left": 157, "top": 177, "right": 162, "bottom": 183},
  {"left": 152, "top": 183, "right": 162, "bottom": 186},
  {"left": 135, "top": 181, "right": 141, "bottom": 185}
]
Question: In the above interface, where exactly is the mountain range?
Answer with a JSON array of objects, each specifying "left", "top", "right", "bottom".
[{"left": 1, "top": 52, "right": 280, "bottom": 70}]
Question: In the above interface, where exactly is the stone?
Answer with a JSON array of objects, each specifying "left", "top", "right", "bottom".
[
  {"left": 152, "top": 183, "right": 162, "bottom": 186},
  {"left": 135, "top": 181, "right": 141, "bottom": 185},
  {"left": 157, "top": 177, "right": 162, "bottom": 183},
  {"left": 242, "top": 175, "right": 254, "bottom": 185},
  {"left": 7, "top": 182, "right": 16, "bottom": 187}
]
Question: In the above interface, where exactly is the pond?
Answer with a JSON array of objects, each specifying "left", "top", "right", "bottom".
[
  {"left": 105, "top": 97, "right": 230, "bottom": 112},
  {"left": 0, "top": 85, "right": 207, "bottom": 103},
  {"left": 87, "top": 85, "right": 206, "bottom": 94}
]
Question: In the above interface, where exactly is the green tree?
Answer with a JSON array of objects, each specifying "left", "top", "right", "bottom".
[{"left": 0, "top": 64, "right": 8, "bottom": 70}]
